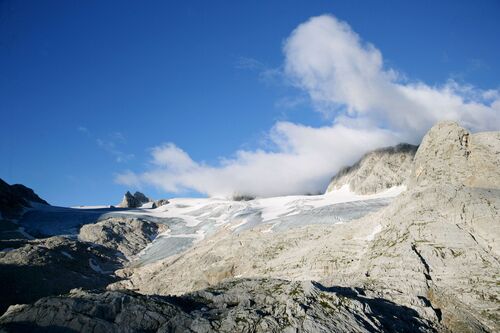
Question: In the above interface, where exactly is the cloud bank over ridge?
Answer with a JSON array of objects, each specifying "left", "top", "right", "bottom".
[{"left": 116, "top": 15, "right": 500, "bottom": 198}]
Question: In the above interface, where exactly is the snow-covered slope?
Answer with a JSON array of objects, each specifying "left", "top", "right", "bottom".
[
  {"left": 122, "top": 186, "right": 405, "bottom": 265},
  {"left": 13, "top": 182, "right": 405, "bottom": 265}
]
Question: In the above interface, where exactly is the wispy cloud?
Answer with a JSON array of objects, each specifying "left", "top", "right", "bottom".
[
  {"left": 274, "top": 95, "right": 308, "bottom": 110},
  {"left": 234, "top": 56, "right": 266, "bottom": 70},
  {"left": 78, "top": 127, "right": 134, "bottom": 163},
  {"left": 116, "top": 15, "right": 500, "bottom": 198},
  {"left": 96, "top": 137, "right": 134, "bottom": 163},
  {"left": 77, "top": 126, "right": 90, "bottom": 136}
]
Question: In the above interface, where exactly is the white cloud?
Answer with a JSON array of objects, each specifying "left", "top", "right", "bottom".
[
  {"left": 116, "top": 14, "right": 500, "bottom": 198},
  {"left": 120, "top": 123, "right": 398, "bottom": 197},
  {"left": 284, "top": 15, "right": 500, "bottom": 139},
  {"left": 150, "top": 143, "right": 197, "bottom": 170}
]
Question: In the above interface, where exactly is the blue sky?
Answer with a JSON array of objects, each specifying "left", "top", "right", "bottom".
[{"left": 1, "top": 0, "right": 499, "bottom": 206}]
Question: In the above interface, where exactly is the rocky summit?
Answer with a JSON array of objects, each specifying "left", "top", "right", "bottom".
[
  {"left": 117, "top": 191, "right": 170, "bottom": 209},
  {"left": 117, "top": 191, "right": 153, "bottom": 208},
  {"left": 326, "top": 143, "right": 418, "bottom": 195},
  {"left": 0, "top": 121, "right": 498, "bottom": 333}
]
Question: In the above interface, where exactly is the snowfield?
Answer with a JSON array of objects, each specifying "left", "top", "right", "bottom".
[{"left": 18, "top": 185, "right": 406, "bottom": 266}]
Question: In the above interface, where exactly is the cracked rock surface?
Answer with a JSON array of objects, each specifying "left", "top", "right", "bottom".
[
  {"left": 0, "top": 236, "right": 123, "bottom": 315},
  {"left": 326, "top": 143, "right": 417, "bottom": 195},
  {"left": 0, "top": 278, "right": 437, "bottom": 333},
  {"left": 79, "top": 217, "right": 168, "bottom": 259}
]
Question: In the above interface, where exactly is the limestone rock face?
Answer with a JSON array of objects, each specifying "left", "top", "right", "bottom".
[
  {"left": 0, "top": 278, "right": 437, "bottom": 333},
  {"left": 411, "top": 121, "right": 500, "bottom": 189},
  {"left": 0, "top": 236, "right": 123, "bottom": 315},
  {"left": 79, "top": 217, "right": 168, "bottom": 258},
  {"left": 326, "top": 143, "right": 417, "bottom": 195},
  {"left": 117, "top": 191, "right": 152, "bottom": 208}
]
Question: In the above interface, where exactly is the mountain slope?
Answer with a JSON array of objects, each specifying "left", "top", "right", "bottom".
[
  {"left": 108, "top": 121, "right": 499, "bottom": 332},
  {"left": 0, "top": 179, "right": 48, "bottom": 220},
  {"left": 0, "top": 278, "right": 436, "bottom": 333},
  {"left": 326, "top": 143, "right": 417, "bottom": 195}
]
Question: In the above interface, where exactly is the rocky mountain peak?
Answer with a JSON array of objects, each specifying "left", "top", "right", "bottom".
[
  {"left": 117, "top": 191, "right": 170, "bottom": 209},
  {"left": 117, "top": 191, "right": 152, "bottom": 208},
  {"left": 326, "top": 143, "right": 418, "bottom": 195},
  {"left": 410, "top": 121, "right": 500, "bottom": 189}
]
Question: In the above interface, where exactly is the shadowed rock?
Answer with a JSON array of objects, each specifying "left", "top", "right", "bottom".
[
  {"left": 117, "top": 191, "right": 152, "bottom": 208},
  {"left": 0, "top": 178, "right": 49, "bottom": 220},
  {"left": 0, "top": 236, "right": 123, "bottom": 315},
  {"left": 0, "top": 278, "right": 437, "bottom": 333}
]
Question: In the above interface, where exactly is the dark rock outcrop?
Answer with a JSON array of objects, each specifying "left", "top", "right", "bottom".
[
  {"left": 0, "top": 236, "right": 123, "bottom": 315},
  {"left": 0, "top": 179, "right": 48, "bottom": 220},
  {"left": 117, "top": 191, "right": 152, "bottom": 208},
  {"left": 153, "top": 199, "right": 170, "bottom": 208},
  {"left": 0, "top": 278, "right": 437, "bottom": 332}
]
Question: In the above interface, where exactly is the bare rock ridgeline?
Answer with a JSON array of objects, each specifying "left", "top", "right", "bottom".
[
  {"left": 411, "top": 120, "right": 500, "bottom": 189},
  {"left": 326, "top": 143, "right": 418, "bottom": 195}
]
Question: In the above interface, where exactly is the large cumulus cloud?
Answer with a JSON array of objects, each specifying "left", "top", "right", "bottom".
[{"left": 116, "top": 15, "right": 500, "bottom": 198}]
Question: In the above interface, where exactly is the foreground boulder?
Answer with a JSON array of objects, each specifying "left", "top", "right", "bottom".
[
  {"left": 79, "top": 217, "right": 168, "bottom": 258},
  {"left": 0, "top": 236, "right": 123, "bottom": 315},
  {"left": 0, "top": 278, "right": 437, "bottom": 332}
]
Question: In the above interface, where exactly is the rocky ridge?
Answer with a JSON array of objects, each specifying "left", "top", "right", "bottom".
[
  {"left": 326, "top": 143, "right": 417, "bottom": 195},
  {"left": 79, "top": 217, "right": 169, "bottom": 259},
  {"left": 117, "top": 191, "right": 152, "bottom": 208},
  {"left": 117, "top": 191, "right": 170, "bottom": 209},
  {"left": 0, "top": 178, "right": 48, "bottom": 220}
]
